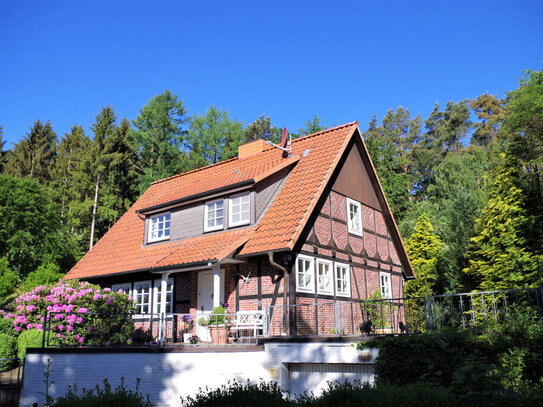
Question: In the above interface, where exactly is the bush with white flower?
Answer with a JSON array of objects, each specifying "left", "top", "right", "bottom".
[{"left": 0, "top": 280, "right": 135, "bottom": 346}]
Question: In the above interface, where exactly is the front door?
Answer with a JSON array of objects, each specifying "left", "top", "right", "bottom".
[{"left": 197, "top": 269, "right": 224, "bottom": 341}]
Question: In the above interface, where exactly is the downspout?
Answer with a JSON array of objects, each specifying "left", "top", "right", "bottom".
[{"left": 267, "top": 252, "right": 288, "bottom": 307}]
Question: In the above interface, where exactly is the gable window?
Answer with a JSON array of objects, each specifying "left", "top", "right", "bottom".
[
  {"left": 335, "top": 263, "right": 351, "bottom": 297},
  {"left": 204, "top": 199, "right": 224, "bottom": 232},
  {"left": 317, "top": 259, "right": 333, "bottom": 295},
  {"left": 148, "top": 213, "right": 170, "bottom": 242},
  {"left": 296, "top": 255, "right": 314, "bottom": 293},
  {"left": 133, "top": 280, "right": 152, "bottom": 314},
  {"left": 380, "top": 272, "right": 392, "bottom": 298},
  {"left": 346, "top": 198, "right": 363, "bottom": 236},
  {"left": 229, "top": 192, "right": 250, "bottom": 227},
  {"left": 153, "top": 278, "right": 173, "bottom": 313}
]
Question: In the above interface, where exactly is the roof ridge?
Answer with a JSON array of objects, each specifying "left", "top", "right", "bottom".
[
  {"left": 150, "top": 122, "right": 359, "bottom": 186},
  {"left": 291, "top": 121, "right": 359, "bottom": 143},
  {"left": 151, "top": 157, "right": 239, "bottom": 186}
]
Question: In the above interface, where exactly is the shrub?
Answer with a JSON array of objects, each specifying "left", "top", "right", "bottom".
[
  {"left": 0, "top": 332, "right": 17, "bottom": 371},
  {"left": 180, "top": 380, "right": 290, "bottom": 407},
  {"left": 0, "top": 315, "right": 15, "bottom": 335},
  {"left": 0, "top": 280, "right": 135, "bottom": 346},
  {"left": 300, "top": 381, "right": 457, "bottom": 407},
  {"left": 51, "top": 378, "right": 153, "bottom": 407},
  {"left": 17, "top": 329, "right": 43, "bottom": 360}
]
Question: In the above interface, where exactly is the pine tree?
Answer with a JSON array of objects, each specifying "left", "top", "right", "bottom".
[
  {"left": 298, "top": 114, "right": 326, "bottom": 136},
  {"left": 405, "top": 213, "right": 444, "bottom": 297},
  {"left": 89, "top": 106, "right": 117, "bottom": 249},
  {"left": 470, "top": 93, "right": 505, "bottom": 147},
  {"left": 132, "top": 90, "right": 188, "bottom": 192},
  {"left": 187, "top": 106, "right": 244, "bottom": 166},
  {"left": 4, "top": 119, "right": 57, "bottom": 183},
  {"left": 463, "top": 156, "right": 539, "bottom": 290},
  {"left": 244, "top": 115, "right": 282, "bottom": 143}
]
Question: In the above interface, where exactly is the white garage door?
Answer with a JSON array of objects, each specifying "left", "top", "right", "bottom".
[{"left": 288, "top": 363, "right": 374, "bottom": 396}]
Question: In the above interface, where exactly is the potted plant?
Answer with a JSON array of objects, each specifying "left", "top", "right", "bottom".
[
  {"left": 181, "top": 314, "right": 194, "bottom": 343},
  {"left": 207, "top": 305, "right": 231, "bottom": 344}
]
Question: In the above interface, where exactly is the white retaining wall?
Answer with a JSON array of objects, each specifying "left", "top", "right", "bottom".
[{"left": 20, "top": 343, "right": 377, "bottom": 407}]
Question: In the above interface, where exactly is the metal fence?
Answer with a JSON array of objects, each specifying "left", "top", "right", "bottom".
[{"left": 40, "top": 287, "right": 543, "bottom": 347}]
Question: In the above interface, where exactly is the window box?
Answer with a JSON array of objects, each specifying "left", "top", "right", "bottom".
[{"left": 148, "top": 213, "right": 171, "bottom": 243}]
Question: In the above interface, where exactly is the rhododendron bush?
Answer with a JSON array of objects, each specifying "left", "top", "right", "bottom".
[{"left": 0, "top": 280, "right": 135, "bottom": 346}]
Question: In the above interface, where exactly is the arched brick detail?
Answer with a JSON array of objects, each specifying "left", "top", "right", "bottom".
[
  {"left": 330, "top": 191, "right": 347, "bottom": 221},
  {"left": 314, "top": 216, "right": 331, "bottom": 246},
  {"left": 349, "top": 235, "right": 364, "bottom": 255},
  {"left": 362, "top": 205, "right": 375, "bottom": 232},
  {"left": 375, "top": 211, "right": 387, "bottom": 236},
  {"left": 365, "top": 233, "right": 377, "bottom": 258},
  {"left": 332, "top": 220, "right": 348, "bottom": 250},
  {"left": 377, "top": 236, "right": 389, "bottom": 261}
]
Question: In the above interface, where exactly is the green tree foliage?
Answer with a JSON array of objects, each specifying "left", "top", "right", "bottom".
[
  {"left": 0, "top": 125, "right": 6, "bottom": 173},
  {"left": 21, "top": 262, "right": 63, "bottom": 293},
  {"left": 244, "top": 115, "right": 282, "bottom": 143},
  {"left": 132, "top": 90, "right": 188, "bottom": 191},
  {"left": 298, "top": 114, "right": 326, "bottom": 136},
  {"left": 187, "top": 106, "right": 244, "bottom": 166},
  {"left": 405, "top": 214, "right": 444, "bottom": 297},
  {"left": 0, "top": 176, "right": 79, "bottom": 277},
  {"left": 470, "top": 94, "right": 505, "bottom": 147},
  {"left": 464, "top": 157, "right": 539, "bottom": 290},
  {"left": 99, "top": 118, "right": 140, "bottom": 230},
  {"left": 4, "top": 119, "right": 57, "bottom": 183},
  {"left": 0, "top": 256, "right": 18, "bottom": 306},
  {"left": 364, "top": 107, "right": 421, "bottom": 220}
]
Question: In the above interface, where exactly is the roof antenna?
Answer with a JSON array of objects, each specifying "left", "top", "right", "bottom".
[{"left": 265, "top": 127, "right": 292, "bottom": 157}]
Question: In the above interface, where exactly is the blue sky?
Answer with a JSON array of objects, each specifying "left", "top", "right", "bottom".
[{"left": 1, "top": 0, "right": 542, "bottom": 147}]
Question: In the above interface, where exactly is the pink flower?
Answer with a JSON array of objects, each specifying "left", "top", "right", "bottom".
[
  {"left": 26, "top": 323, "right": 33, "bottom": 329},
  {"left": 66, "top": 325, "right": 73, "bottom": 332},
  {"left": 77, "top": 308, "right": 88, "bottom": 314},
  {"left": 14, "top": 326, "right": 21, "bottom": 332},
  {"left": 58, "top": 324, "right": 64, "bottom": 331},
  {"left": 93, "top": 294, "right": 100, "bottom": 301},
  {"left": 76, "top": 317, "right": 83, "bottom": 324},
  {"left": 57, "top": 333, "right": 62, "bottom": 338}
]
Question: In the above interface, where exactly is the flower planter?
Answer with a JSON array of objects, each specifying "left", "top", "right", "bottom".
[
  {"left": 209, "top": 324, "right": 230, "bottom": 344},
  {"left": 183, "top": 333, "right": 193, "bottom": 343}
]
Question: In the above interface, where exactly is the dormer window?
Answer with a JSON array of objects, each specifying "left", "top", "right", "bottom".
[
  {"left": 148, "top": 213, "right": 170, "bottom": 242},
  {"left": 229, "top": 192, "right": 250, "bottom": 227},
  {"left": 204, "top": 199, "right": 224, "bottom": 232}
]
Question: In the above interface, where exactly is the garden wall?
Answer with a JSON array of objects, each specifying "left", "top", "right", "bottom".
[{"left": 19, "top": 341, "right": 376, "bottom": 407}]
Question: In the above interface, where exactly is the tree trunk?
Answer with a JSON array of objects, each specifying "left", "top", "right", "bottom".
[{"left": 89, "top": 173, "right": 100, "bottom": 249}]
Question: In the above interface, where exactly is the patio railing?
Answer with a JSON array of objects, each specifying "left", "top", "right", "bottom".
[{"left": 40, "top": 287, "right": 543, "bottom": 347}]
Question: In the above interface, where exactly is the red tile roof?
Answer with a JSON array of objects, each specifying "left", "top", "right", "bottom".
[{"left": 66, "top": 122, "right": 413, "bottom": 280}]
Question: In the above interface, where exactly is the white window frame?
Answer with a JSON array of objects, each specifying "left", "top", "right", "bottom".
[
  {"left": 133, "top": 280, "right": 152, "bottom": 314},
  {"left": 346, "top": 197, "right": 363, "bottom": 237},
  {"left": 229, "top": 191, "right": 251, "bottom": 227},
  {"left": 316, "top": 259, "right": 333, "bottom": 295},
  {"left": 380, "top": 272, "right": 392, "bottom": 299},
  {"left": 334, "top": 262, "right": 351, "bottom": 297},
  {"left": 204, "top": 199, "right": 224, "bottom": 232},
  {"left": 153, "top": 278, "right": 174, "bottom": 314},
  {"left": 148, "top": 213, "right": 171, "bottom": 243},
  {"left": 111, "top": 283, "right": 132, "bottom": 296},
  {"left": 296, "top": 254, "right": 315, "bottom": 293}
]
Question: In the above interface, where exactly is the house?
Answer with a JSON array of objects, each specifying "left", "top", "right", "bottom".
[{"left": 65, "top": 121, "right": 414, "bottom": 340}]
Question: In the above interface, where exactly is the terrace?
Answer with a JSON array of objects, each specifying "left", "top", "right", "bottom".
[{"left": 40, "top": 286, "right": 543, "bottom": 348}]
